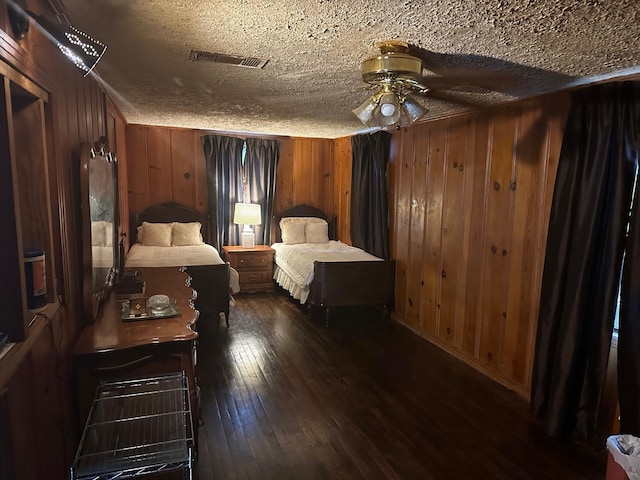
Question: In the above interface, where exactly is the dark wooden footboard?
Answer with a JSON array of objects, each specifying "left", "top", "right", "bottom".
[
  {"left": 308, "top": 260, "right": 395, "bottom": 326},
  {"left": 184, "top": 263, "right": 231, "bottom": 325}
]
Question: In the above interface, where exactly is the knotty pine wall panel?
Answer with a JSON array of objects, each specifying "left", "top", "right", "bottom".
[
  {"left": 315, "top": 139, "right": 333, "bottom": 212},
  {"left": 392, "top": 129, "right": 412, "bottom": 328},
  {"left": 126, "top": 128, "right": 340, "bottom": 242},
  {"left": 332, "top": 136, "right": 352, "bottom": 244},
  {"left": 440, "top": 116, "right": 469, "bottom": 347},
  {"left": 389, "top": 94, "right": 570, "bottom": 396},
  {"left": 277, "top": 137, "right": 334, "bottom": 215},
  {"left": 478, "top": 112, "right": 516, "bottom": 373},
  {"left": 126, "top": 125, "right": 149, "bottom": 215},
  {"left": 275, "top": 137, "right": 296, "bottom": 213},
  {"left": 461, "top": 118, "right": 492, "bottom": 356},
  {"left": 147, "top": 128, "right": 173, "bottom": 207},
  {"left": 406, "top": 125, "right": 428, "bottom": 331},
  {"left": 423, "top": 121, "right": 445, "bottom": 337},
  {"left": 170, "top": 129, "right": 197, "bottom": 208},
  {"left": 193, "top": 133, "right": 210, "bottom": 213}
]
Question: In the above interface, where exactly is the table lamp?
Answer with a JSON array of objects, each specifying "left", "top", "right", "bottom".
[{"left": 233, "top": 203, "right": 262, "bottom": 248}]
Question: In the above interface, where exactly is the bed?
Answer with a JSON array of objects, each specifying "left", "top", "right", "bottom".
[
  {"left": 126, "top": 202, "right": 239, "bottom": 325},
  {"left": 91, "top": 220, "right": 114, "bottom": 268},
  {"left": 272, "top": 204, "right": 395, "bottom": 326}
]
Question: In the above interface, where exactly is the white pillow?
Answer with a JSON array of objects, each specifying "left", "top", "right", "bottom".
[
  {"left": 172, "top": 222, "right": 204, "bottom": 246},
  {"left": 91, "top": 221, "right": 105, "bottom": 246},
  {"left": 305, "top": 221, "right": 329, "bottom": 243},
  {"left": 140, "top": 222, "right": 172, "bottom": 247},
  {"left": 279, "top": 216, "right": 326, "bottom": 228},
  {"left": 281, "top": 222, "right": 306, "bottom": 244}
]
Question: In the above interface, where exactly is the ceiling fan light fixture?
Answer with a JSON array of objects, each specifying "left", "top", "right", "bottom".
[
  {"left": 379, "top": 103, "right": 396, "bottom": 116},
  {"left": 373, "top": 92, "right": 401, "bottom": 126},
  {"left": 401, "top": 95, "right": 428, "bottom": 123},
  {"left": 378, "top": 92, "right": 399, "bottom": 117},
  {"left": 352, "top": 95, "right": 379, "bottom": 126},
  {"left": 353, "top": 88, "right": 426, "bottom": 130},
  {"left": 361, "top": 41, "right": 423, "bottom": 84}
]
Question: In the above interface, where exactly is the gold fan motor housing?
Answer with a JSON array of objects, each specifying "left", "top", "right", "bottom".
[{"left": 361, "top": 40, "right": 422, "bottom": 83}]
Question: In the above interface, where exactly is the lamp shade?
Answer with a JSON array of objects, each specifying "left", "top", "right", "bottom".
[
  {"left": 352, "top": 96, "right": 378, "bottom": 126},
  {"left": 233, "top": 203, "right": 262, "bottom": 226},
  {"left": 401, "top": 95, "right": 428, "bottom": 123},
  {"left": 31, "top": 13, "right": 107, "bottom": 76}
]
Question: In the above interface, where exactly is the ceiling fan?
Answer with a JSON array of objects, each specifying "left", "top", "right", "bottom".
[{"left": 353, "top": 40, "right": 499, "bottom": 130}]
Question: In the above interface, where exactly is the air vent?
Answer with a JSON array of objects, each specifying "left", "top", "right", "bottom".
[{"left": 189, "top": 50, "right": 268, "bottom": 69}]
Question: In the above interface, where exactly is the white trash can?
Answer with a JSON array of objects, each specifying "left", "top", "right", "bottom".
[{"left": 607, "top": 435, "right": 640, "bottom": 480}]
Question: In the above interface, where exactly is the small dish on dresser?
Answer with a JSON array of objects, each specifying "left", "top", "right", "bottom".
[{"left": 121, "top": 296, "right": 179, "bottom": 321}]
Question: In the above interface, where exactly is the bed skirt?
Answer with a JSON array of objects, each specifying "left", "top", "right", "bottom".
[{"left": 273, "top": 265, "right": 309, "bottom": 304}]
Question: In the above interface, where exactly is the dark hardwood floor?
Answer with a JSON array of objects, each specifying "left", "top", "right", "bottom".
[{"left": 194, "top": 290, "right": 607, "bottom": 479}]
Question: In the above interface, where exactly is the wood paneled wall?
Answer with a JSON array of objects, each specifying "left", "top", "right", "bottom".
[
  {"left": 126, "top": 125, "right": 210, "bottom": 217},
  {"left": 123, "top": 97, "right": 571, "bottom": 399},
  {"left": 389, "top": 95, "right": 570, "bottom": 397},
  {"left": 332, "top": 136, "right": 352, "bottom": 244},
  {"left": 275, "top": 137, "right": 334, "bottom": 215},
  {"left": 125, "top": 127, "right": 346, "bottom": 243},
  {"left": 0, "top": 0, "right": 122, "bottom": 476}
]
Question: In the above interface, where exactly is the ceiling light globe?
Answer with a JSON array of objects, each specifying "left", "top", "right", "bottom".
[{"left": 380, "top": 103, "right": 396, "bottom": 117}]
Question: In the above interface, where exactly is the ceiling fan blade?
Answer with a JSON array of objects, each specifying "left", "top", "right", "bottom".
[
  {"left": 423, "top": 89, "right": 490, "bottom": 109},
  {"left": 417, "top": 72, "right": 518, "bottom": 93},
  {"left": 407, "top": 45, "right": 501, "bottom": 75},
  {"left": 406, "top": 44, "right": 577, "bottom": 95}
]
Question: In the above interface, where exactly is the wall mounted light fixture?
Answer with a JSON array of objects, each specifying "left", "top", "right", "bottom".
[{"left": 7, "top": 0, "right": 107, "bottom": 77}]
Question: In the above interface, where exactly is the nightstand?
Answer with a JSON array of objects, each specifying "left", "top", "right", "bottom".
[{"left": 222, "top": 245, "right": 275, "bottom": 293}]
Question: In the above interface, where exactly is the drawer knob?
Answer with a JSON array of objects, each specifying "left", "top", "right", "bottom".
[{"left": 249, "top": 274, "right": 256, "bottom": 281}]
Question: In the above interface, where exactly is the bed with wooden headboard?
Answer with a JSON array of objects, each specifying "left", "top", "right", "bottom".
[
  {"left": 126, "top": 201, "right": 236, "bottom": 325},
  {"left": 272, "top": 204, "right": 395, "bottom": 326}
]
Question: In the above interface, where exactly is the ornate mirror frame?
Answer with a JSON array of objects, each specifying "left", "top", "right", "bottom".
[{"left": 80, "top": 138, "right": 119, "bottom": 323}]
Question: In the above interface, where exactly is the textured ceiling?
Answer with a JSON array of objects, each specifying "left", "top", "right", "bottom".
[{"left": 60, "top": 0, "right": 640, "bottom": 139}]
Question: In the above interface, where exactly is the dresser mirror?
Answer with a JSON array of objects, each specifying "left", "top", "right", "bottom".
[{"left": 80, "top": 138, "right": 119, "bottom": 323}]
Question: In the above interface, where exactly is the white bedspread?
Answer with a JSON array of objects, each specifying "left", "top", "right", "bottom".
[
  {"left": 92, "top": 245, "right": 113, "bottom": 268},
  {"left": 271, "top": 240, "right": 381, "bottom": 303},
  {"left": 125, "top": 243, "right": 240, "bottom": 293},
  {"left": 126, "top": 243, "right": 223, "bottom": 267}
]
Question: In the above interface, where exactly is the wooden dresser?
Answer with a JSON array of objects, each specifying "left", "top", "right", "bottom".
[
  {"left": 222, "top": 245, "right": 275, "bottom": 293},
  {"left": 73, "top": 267, "right": 199, "bottom": 437}
]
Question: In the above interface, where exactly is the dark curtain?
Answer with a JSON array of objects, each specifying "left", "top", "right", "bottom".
[
  {"left": 350, "top": 131, "right": 392, "bottom": 259},
  {"left": 244, "top": 138, "right": 280, "bottom": 245},
  {"left": 202, "top": 134, "right": 245, "bottom": 250},
  {"left": 531, "top": 82, "right": 640, "bottom": 442},
  {"left": 618, "top": 85, "right": 640, "bottom": 436}
]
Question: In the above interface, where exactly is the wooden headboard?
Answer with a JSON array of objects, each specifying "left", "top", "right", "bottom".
[
  {"left": 130, "top": 202, "right": 211, "bottom": 244},
  {"left": 274, "top": 204, "right": 337, "bottom": 242}
]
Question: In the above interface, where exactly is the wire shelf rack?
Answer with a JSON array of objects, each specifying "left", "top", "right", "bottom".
[{"left": 71, "top": 372, "right": 193, "bottom": 480}]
